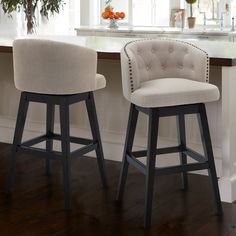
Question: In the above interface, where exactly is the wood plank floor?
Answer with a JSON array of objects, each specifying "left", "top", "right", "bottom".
[{"left": 0, "top": 143, "right": 235, "bottom": 236}]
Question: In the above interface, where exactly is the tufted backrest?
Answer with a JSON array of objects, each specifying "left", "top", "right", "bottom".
[
  {"left": 13, "top": 39, "right": 98, "bottom": 94},
  {"left": 121, "top": 39, "right": 209, "bottom": 101}
]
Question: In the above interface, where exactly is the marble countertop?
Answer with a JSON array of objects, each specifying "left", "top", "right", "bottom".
[
  {"left": 1, "top": 35, "right": 236, "bottom": 66},
  {"left": 75, "top": 26, "right": 236, "bottom": 36}
]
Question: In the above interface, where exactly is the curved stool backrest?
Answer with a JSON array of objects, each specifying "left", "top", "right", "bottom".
[
  {"left": 120, "top": 39, "right": 209, "bottom": 101},
  {"left": 13, "top": 39, "right": 98, "bottom": 95}
]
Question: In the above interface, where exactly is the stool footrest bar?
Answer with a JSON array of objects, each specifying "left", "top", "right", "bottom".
[
  {"left": 184, "top": 148, "right": 207, "bottom": 162},
  {"left": 71, "top": 143, "right": 98, "bottom": 158},
  {"left": 126, "top": 152, "right": 209, "bottom": 176},
  {"left": 126, "top": 154, "right": 146, "bottom": 175},
  {"left": 155, "top": 162, "right": 209, "bottom": 176},
  {"left": 17, "top": 146, "right": 62, "bottom": 160},
  {"left": 20, "top": 134, "right": 94, "bottom": 148},
  {"left": 18, "top": 142, "right": 97, "bottom": 160},
  {"left": 21, "top": 135, "right": 47, "bottom": 147},
  {"left": 156, "top": 146, "right": 182, "bottom": 155},
  {"left": 132, "top": 145, "right": 183, "bottom": 158},
  {"left": 52, "top": 134, "right": 93, "bottom": 145}
]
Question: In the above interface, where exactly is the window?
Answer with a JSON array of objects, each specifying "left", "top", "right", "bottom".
[
  {"left": 100, "top": 0, "right": 129, "bottom": 24},
  {"left": 100, "top": 0, "right": 170, "bottom": 26},
  {"left": 97, "top": 0, "right": 233, "bottom": 28},
  {"left": 132, "top": 0, "right": 169, "bottom": 26},
  {"left": 186, "top": 0, "right": 232, "bottom": 27}
]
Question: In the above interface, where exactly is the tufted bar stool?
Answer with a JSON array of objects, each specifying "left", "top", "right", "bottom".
[
  {"left": 5, "top": 39, "right": 107, "bottom": 208},
  {"left": 116, "top": 39, "right": 222, "bottom": 228}
]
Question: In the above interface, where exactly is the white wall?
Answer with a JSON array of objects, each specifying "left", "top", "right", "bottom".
[
  {"left": 170, "top": 0, "right": 183, "bottom": 9},
  {"left": 0, "top": 7, "right": 22, "bottom": 36}
]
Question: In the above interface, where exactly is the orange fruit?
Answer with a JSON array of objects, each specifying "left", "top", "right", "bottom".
[
  {"left": 119, "top": 12, "right": 125, "bottom": 19},
  {"left": 114, "top": 14, "right": 119, "bottom": 19},
  {"left": 105, "top": 6, "right": 112, "bottom": 12},
  {"left": 109, "top": 14, "right": 115, "bottom": 19},
  {"left": 102, "top": 11, "right": 109, "bottom": 19}
]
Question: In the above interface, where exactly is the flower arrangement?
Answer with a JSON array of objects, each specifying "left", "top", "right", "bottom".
[{"left": 101, "top": 0, "right": 125, "bottom": 21}]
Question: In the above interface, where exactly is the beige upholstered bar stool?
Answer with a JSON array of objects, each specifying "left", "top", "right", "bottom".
[
  {"left": 116, "top": 39, "right": 222, "bottom": 228},
  {"left": 5, "top": 39, "right": 107, "bottom": 208}
]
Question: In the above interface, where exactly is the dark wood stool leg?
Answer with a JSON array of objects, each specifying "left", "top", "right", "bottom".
[
  {"left": 197, "top": 103, "right": 223, "bottom": 215},
  {"left": 116, "top": 104, "right": 139, "bottom": 201},
  {"left": 177, "top": 114, "right": 188, "bottom": 190},
  {"left": 5, "top": 92, "right": 29, "bottom": 193},
  {"left": 59, "top": 98, "right": 71, "bottom": 209},
  {"left": 144, "top": 108, "right": 159, "bottom": 229},
  {"left": 45, "top": 103, "right": 55, "bottom": 176},
  {"left": 86, "top": 92, "right": 108, "bottom": 188}
]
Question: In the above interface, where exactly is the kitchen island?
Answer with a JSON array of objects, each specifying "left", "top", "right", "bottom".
[{"left": 0, "top": 35, "right": 236, "bottom": 203}]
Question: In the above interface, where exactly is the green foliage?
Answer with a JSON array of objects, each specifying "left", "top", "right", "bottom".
[
  {"left": 40, "top": 0, "right": 64, "bottom": 18},
  {"left": 0, "top": 0, "right": 64, "bottom": 18},
  {"left": 185, "top": 0, "right": 197, "bottom": 4},
  {"left": 0, "top": 0, "right": 64, "bottom": 33}
]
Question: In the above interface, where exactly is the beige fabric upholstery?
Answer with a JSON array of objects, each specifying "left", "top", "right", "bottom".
[
  {"left": 13, "top": 39, "right": 106, "bottom": 94},
  {"left": 95, "top": 74, "right": 106, "bottom": 90},
  {"left": 121, "top": 39, "right": 219, "bottom": 107},
  {"left": 131, "top": 78, "right": 219, "bottom": 108}
]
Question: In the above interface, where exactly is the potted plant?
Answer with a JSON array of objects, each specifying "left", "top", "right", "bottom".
[
  {"left": 0, "top": 0, "right": 64, "bottom": 34},
  {"left": 185, "top": 0, "right": 197, "bottom": 28}
]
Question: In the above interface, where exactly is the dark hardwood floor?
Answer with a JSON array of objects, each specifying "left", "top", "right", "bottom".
[{"left": 0, "top": 143, "right": 235, "bottom": 236}]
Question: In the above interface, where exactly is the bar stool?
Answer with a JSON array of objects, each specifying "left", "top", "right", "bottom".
[
  {"left": 116, "top": 39, "right": 222, "bottom": 228},
  {"left": 5, "top": 38, "right": 107, "bottom": 208}
]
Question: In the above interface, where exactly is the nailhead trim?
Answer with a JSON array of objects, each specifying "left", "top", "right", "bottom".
[
  {"left": 123, "top": 40, "right": 138, "bottom": 92},
  {"left": 123, "top": 38, "right": 210, "bottom": 93},
  {"left": 206, "top": 56, "right": 210, "bottom": 83}
]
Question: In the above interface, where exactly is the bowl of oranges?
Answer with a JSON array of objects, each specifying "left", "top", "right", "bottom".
[{"left": 101, "top": 6, "right": 125, "bottom": 28}]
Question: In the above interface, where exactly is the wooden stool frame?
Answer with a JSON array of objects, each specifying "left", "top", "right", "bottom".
[
  {"left": 116, "top": 103, "right": 222, "bottom": 229},
  {"left": 5, "top": 91, "right": 108, "bottom": 209}
]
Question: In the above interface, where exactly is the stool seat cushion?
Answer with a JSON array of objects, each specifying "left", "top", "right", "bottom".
[
  {"left": 95, "top": 74, "right": 106, "bottom": 90},
  {"left": 131, "top": 78, "right": 220, "bottom": 108}
]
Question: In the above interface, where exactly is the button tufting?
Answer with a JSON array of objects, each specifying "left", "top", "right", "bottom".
[
  {"left": 169, "top": 47, "right": 174, "bottom": 53},
  {"left": 161, "top": 64, "right": 166, "bottom": 70},
  {"left": 137, "top": 48, "right": 141, "bottom": 54},
  {"left": 153, "top": 47, "right": 158, "bottom": 52},
  {"left": 177, "top": 63, "right": 183, "bottom": 69},
  {"left": 190, "top": 64, "right": 195, "bottom": 70}
]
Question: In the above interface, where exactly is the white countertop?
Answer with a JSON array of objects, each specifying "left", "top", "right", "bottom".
[
  {"left": 2, "top": 35, "right": 236, "bottom": 66},
  {"left": 75, "top": 25, "right": 236, "bottom": 36}
]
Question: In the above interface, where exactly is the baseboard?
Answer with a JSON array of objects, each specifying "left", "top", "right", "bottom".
[{"left": 219, "top": 176, "right": 236, "bottom": 203}]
